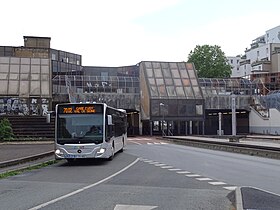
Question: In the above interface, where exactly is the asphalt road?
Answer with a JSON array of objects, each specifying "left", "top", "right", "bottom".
[
  {"left": 0, "top": 136, "right": 279, "bottom": 209},
  {"left": 0, "top": 137, "right": 233, "bottom": 210},
  {"left": 128, "top": 137, "right": 280, "bottom": 195}
]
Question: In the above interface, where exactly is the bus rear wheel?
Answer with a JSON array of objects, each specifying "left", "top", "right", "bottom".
[{"left": 120, "top": 139, "right": 124, "bottom": 152}]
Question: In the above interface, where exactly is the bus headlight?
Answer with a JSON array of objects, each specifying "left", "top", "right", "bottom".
[
  {"left": 55, "top": 149, "right": 63, "bottom": 155},
  {"left": 97, "top": 148, "right": 106, "bottom": 155}
]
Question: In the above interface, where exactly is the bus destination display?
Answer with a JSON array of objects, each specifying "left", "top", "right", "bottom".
[
  {"left": 58, "top": 104, "right": 103, "bottom": 114},
  {"left": 63, "top": 106, "right": 95, "bottom": 114}
]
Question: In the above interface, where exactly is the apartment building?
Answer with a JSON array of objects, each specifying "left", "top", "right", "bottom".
[
  {"left": 228, "top": 56, "right": 242, "bottom": 78},
  {"left": 230, "top": 25, "right": 280, "bottom": 93}
]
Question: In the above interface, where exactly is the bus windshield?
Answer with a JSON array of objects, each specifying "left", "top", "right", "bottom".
[{"left": 57, "top": 114, "right": 103, "bottom": 145}]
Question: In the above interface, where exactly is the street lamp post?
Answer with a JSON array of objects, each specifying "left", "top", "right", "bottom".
[{"left": 160, "top": 103, "right": 165, "bottom": 136}]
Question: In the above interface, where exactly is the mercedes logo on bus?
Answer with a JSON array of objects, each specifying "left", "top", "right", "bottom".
[{"left": 77, "top": 149, "right": 82, "bottom": 153}]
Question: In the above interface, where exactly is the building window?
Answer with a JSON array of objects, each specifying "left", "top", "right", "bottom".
[
  {"left": 266, "top": 48, "right": 269, "bottom": 55},
  {"left": 230, "top": 59, "right": 233, "bottom": 64},
  {"left": 101, "top": 72, "right": 108, "bottom": 81}
]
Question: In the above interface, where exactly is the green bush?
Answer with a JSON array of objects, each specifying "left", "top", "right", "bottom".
[{"left": 0, "top": 118, "right": 14, "bottom": 141}]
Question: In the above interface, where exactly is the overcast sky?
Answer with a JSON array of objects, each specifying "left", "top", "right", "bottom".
[{"left": 1, "top": 0, "right": 280, "bottom": 66}]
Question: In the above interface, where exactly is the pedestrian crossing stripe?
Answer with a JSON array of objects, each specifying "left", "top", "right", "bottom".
[
  {"left": 177, "top": 171, "right": 191, "bottom": 174},
  {"left": 141, "top": 158, "right": 238, "bottom": 192},
  {"left": 186, "top": 174, "right": 201, "bottom": 177},
  {"left": 196, "top": 178, "right": 212, "bottom": 181},
  {"left": 208, "top": 182, "right": 227, "bottom": 185},
  {"left": 223, "top": 186, "right": 237, "bottom": 191}
]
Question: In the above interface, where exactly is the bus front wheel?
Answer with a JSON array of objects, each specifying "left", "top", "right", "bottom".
[
  {"left": 66, "top": 159, "right": 75, "bottom": 164},
  {"left": 108, "top": 143, "right": 115, "bottom": 161}
]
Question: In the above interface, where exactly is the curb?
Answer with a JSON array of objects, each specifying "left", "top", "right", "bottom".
[
  {"left": 0, "top": 151, "right": 54, "bottom": 168},
  {"left": 162, "top": 137, "right": 280, "bottom": 160},
  {"left": 227, "top": 187, "right": 243, "bottom": 210},
  {"left": 0, "top": 141, "right": 53, "bottom": 145},
  {"left": 235, "top": 187, "right": 244, "bottom": 210}
]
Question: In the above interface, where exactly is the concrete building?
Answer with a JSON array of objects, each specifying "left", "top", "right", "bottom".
[
  {"left": 228, "top": 56, "right": 242, "bottom": 78},
  {"left": 0, "top": 36, "right": 82, "bottom": 116},
  {"left": 0, "top": 36, "right": 264, "bottom": 136},
  {"left": 230, "top": 25, "right": 280, "bottom": 93},
  {"left": 227, "top": 25, "right": 280, "bottom": 134}
]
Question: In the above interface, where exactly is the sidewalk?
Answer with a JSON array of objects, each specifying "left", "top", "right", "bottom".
[
  {"left": 0, "top": 141, "right": 54, "bottom": 174},
  {"left": 166, "top": 135, "right": 280, "bottom": 149},
  {"left": 0, "top": 141, "right": 54, "bottom": 163}
]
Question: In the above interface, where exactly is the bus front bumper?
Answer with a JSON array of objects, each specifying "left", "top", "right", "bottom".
[{"left": 55, "top": 144, "right": 112, "bottom": 159}]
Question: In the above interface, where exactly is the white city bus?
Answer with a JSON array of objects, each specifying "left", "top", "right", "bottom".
[{"left": 54, "top": 103, "right": 127, "bottom": 162}]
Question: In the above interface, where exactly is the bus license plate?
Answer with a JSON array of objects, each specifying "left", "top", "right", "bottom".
[{"left": 64, "top": 154, "right": 85, "bottom": 158}]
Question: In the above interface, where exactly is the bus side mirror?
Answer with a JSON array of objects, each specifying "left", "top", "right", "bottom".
[{"left": 107, "top": 115, "right": 113, "bottom": 125}]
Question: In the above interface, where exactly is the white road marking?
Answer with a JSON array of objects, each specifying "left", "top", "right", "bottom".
[
  {"left": 208, "top": 182, "right": 227, "bottom": 185},
  {"left": 161, "top": 166, "right": 173, "bottom": 169},
  {"left": 186, "top": 174, "right": 201, "bottom": 177},
  {"left": 148, "top": 162, "right": 159, "bottom": 165},
  {"left": 129, "top": 141, "right": 142, "bottom": 145},
  {"left": 223, "top": 186, "right": 237, "bottom": 191},
  {"left": 143, "top": 160, "right": 154, "bottom": 163},
  {"left": 114, "top": 204, "right": 158, "bottom": 210},
  {"left": 128, "top": 139, "right": 168, "bottom": 145},
  {"left": 28, "top": 158, "right": 140, "bottom": 210},
  {"left": 196, "top": 178, "right": 213, "bottom": 181},
  {"left": 168, "top": 168, "right": 181, "bottom": 171},
  {"left": 154, "top": 163, "right": 166, "bottom": 167},
  {"left": 142, "top": 138, "right": 152, "bottom": 140},
  {"left": 128, "top": 138, "right": 153, "bottom": 141},
  {"left": 176, "top": 171, "right": 191, "bottom": 174},
  {"left": 140, "top": 158, "right": 148, "bottom": 161}
]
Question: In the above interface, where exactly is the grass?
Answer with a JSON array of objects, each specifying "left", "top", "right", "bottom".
[{"left": 0, "top": 160, "right": 58, "bottom": 179}]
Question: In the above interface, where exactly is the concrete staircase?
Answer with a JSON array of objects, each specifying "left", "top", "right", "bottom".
[{"left": 0, "top": 116, "right": 55, "bottom": 139}]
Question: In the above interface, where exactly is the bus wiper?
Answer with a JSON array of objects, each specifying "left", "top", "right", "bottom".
[{"left": 59, "top": 138, "right": 102, "bottom": 145}]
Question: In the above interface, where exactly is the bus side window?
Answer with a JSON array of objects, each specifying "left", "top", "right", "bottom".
[
  {"left": 105, "top": 125, "right": 114, "bottom": 142},
  {"left": 106, "top": 115, "right": 114, "bottom": 142}
]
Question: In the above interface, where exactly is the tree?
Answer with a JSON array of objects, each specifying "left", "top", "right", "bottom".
[{"left": 187, "top": 45, "right": 231, "bottom": 78}]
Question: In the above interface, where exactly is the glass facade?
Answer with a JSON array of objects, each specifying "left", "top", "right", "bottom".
[
  {"left": 143, "top": 61, "right": 203, "bottom": 99},
  {"left": 51, "top": 49, "right": 82, "bottom": 76},
  {"left": 0, "top": 46, "right": 14, "bottom": 57},
  {"left": 199, "top": 78, "right": 256, "bottom": 109},
  {"left": 52, "top": 75, "right": 140, "bottom": 110},
  {"left": 0, "top": 56, "right": 51, "bottom": 115},
  {"left": 140, "top": 61, "right": 204, "bottom": 121},
  {"left": 0, "top": 57, "right": 51, "bottom": 97}
]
